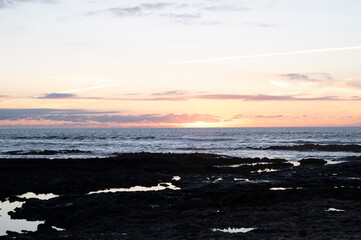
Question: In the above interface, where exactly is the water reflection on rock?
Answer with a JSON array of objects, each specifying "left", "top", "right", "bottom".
[
  {"left": 88, "top": 182, "right": 180, "bottom": 195},
  {"left": 0, "top": 200, "right": 44, "bottom": 236}
]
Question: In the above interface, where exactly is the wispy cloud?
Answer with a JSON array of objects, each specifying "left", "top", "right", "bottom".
[
  {"left": 271, "top": 72, "right": 338, "bottom": 92},
  {"left": 35, "top": 84, "right": 121, "bottom": 99},
  {"left": 35, "top": 92, "right": 361, "bottom": 102},
  {"left": 86, "top": 1, "right": 247, "bottom": 24},
  {"left": 345, "top": 78, "right": 361, "bottom": 90},
  {"left": 160, "top": 13, "right": 200, "bottom": 20},
  {"left": 0, "top": 0, "right": 55, "bottom": 9},
  {"left": 194, "top": 94, "right": 358, "bottom": 101},
  {"left": 108, "top": 7, "right": 140, "bottom": 17},
  {"left": 172, "top": 45, "right": 361, "bottom": 64},
  {"left": 151, "top": 90, "right": 187, "bottom": 96},
  {"left": 40, "top": 113, "right": 220, "bottom": 124},
  {"left": 140, "top": 3, "right": 176, "bottom": 10},
  {"left": 228, "top": 114, "right": 309, "bottom": 122},
  {"left": 0, "top": 108, "right": 221, "bottom": 126},
  {"left": 130, "top": 94, "right": 361, "bottom": 102},
  {"left": 279, "top": 73, "right": 335, "bottom": 82},
  {"left": 231, "top": 114, "right": 285, "bottom": 120},
  {"left": 0, "top": 108, "right": 357, "bottom": 128},
  {"left": 0, "top": 108, "right": 117, "bottom": 121},
  {"left": 0, "top": 95, "right": 9, "bottom": 103},
  {"left": 88, "top": 2, "right": 178, "bottom": 17},
  {"left": 280, "top": 73, "right": 312, "bottom": 81},
  {"left": 251, "top": 114, "right": 285, "bottom": 119},
  {"left": 38, "top": 93, "right": 77, "bottom": 99}
]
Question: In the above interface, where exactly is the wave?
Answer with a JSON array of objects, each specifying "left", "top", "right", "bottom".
[
  {"left": 181, "top": 138, "right": 236, "bottom": 142},
  {"left": 8, "top": 136, "right": 69, "bottom": 140},
  {"left": 175, "top": 147, "right": 213, "bottom": 151},
  {"left": 132, "top": 136, "right": 156, "bottom": 140},
  {"left": 4, "top": 136, "right": 129, "bottom": 141},
  {"left": 290, "top": 140, "right": 360, "bottom": 145},
  {"left": 3, "top": 149, "right": 92, "bottom": 156}
]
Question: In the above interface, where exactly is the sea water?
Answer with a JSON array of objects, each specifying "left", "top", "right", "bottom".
[{"left": 0, "top": 127, "right": 360, "bottom": 162}]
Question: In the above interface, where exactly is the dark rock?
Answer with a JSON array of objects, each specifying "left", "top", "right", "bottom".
[
  {"left": 299, "top": 158, "right": 327, "bottom": 165},
  {"left": 37, "top": 223, "right": 54, "bottom": 232},
  {"left": 264, "top": 144, "right": 361, "bottom": 152},
  {"left": 0, "top": 153, "right": 360, "bottom": 240},
  {"left": 299, "top": 229, "right": 307, "bottom": 237}
]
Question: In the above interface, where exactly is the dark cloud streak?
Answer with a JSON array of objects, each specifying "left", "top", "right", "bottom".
[
  {"left": 108, "top": 7, "right": 140, "bottom": 17},
  {"left": 38, "top": 93, "right": 78, "bottom": 99},
  {"left": 0, "top": 108, "right": 117, "bottom": 121},
  {"left": 141, "top": 3, "right": 175, "bottom": 10},
  {"left": 40, "top": 113, "right": 220, "bottom": 124},
  {"left": 279, "top": 73, "right": 336, "bottom": 82},
  {"left": 230, "top": 114, "right": 285, "bottom": 120},
  {"left": 151, "top": 90, "right": 187, "bottom": 96},
  {"left": 0, "top": 108, "right": 220, "bottom": 125},
  {"left": 35, "top": 93, "right": 361, "bottom": 102}
]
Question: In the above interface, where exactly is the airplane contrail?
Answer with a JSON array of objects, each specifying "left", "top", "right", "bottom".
[
  {"left": 171, "top": 45, "right": 361, "bottom": 65},
  {"left": 61, "top": 84, "right": 121, "bottom": 93}
]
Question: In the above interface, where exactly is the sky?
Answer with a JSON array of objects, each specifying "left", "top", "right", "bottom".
[{"left": 0, "top": 0, "right": 361, "bottom": 128}]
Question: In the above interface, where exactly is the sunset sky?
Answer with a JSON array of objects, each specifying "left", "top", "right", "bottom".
[{"left": 1, "top": 0, "right": 361, "bottom": 128}]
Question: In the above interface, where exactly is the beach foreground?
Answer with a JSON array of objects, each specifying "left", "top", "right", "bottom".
[{"left": 1, "top": 153, "right": 361, "bottom": 239}]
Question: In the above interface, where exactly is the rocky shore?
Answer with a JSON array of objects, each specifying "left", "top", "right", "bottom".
[
  {"left": 259, "top": 143, "right": 361, "bottom": 152},
  {"left": 1, "top": 153, "right": 361, "bottom": 239}
]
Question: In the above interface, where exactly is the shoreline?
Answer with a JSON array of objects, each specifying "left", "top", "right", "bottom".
[{"left": 1, "top": 153, "right": 361, "bottom": 239}]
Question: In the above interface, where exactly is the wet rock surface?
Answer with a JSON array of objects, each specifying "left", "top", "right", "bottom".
[
  {"left": 263, "top": 143, "right": 361, "bottom": 152},
  {"left": 0, "top": 153, "right": 360, "bottom": 239},
  {"left": 299, "top": 158, "right": 327, "bottom": 165}
]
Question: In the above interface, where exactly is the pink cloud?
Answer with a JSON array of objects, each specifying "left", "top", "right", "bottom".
[{"left": 0, "top": 109, "right": 221, "bottom": 127}]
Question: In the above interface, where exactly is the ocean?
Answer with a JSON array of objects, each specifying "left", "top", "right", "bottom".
[{"left": 0, "top": 127, "right": 360, "bottom": 163}]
